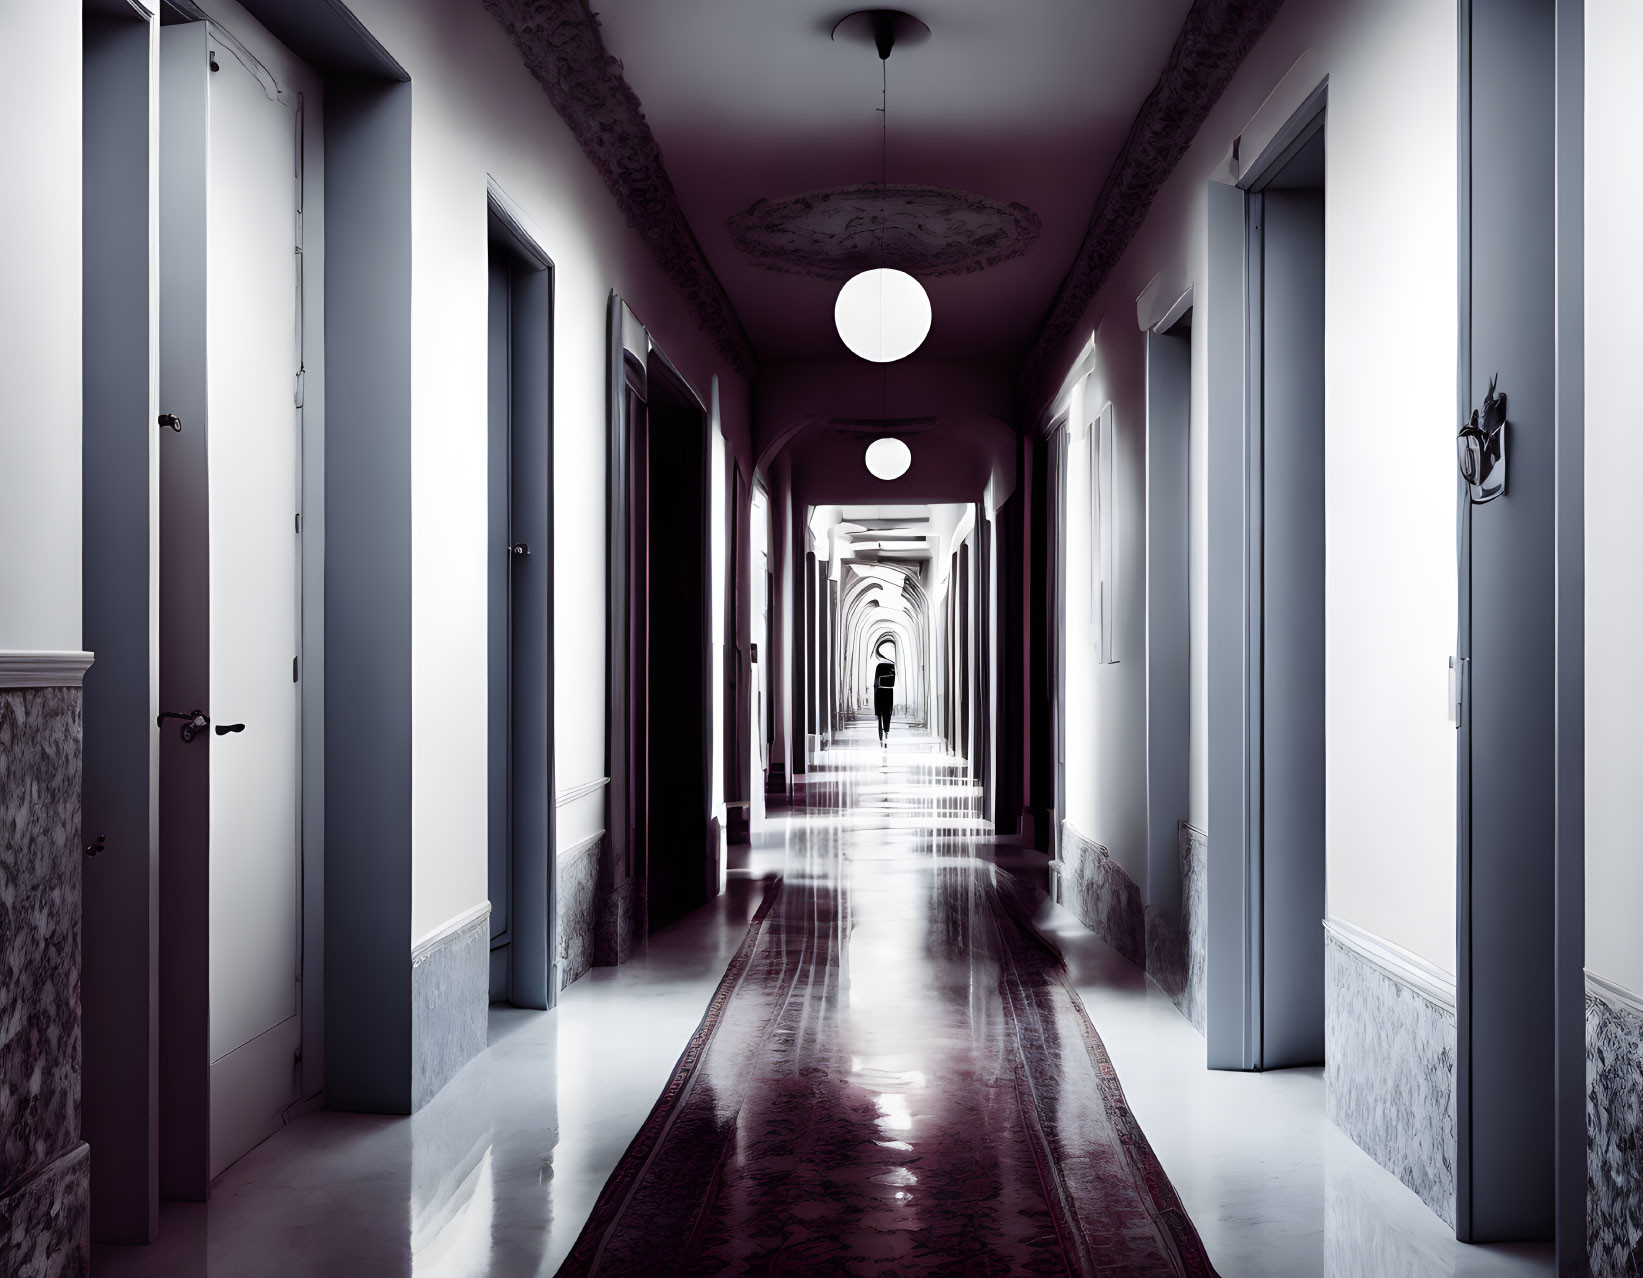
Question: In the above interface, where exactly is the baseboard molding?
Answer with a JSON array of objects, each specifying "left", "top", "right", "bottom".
[
  {"left": 1324, "top": 919, "right": 1457, "bottom": 1228},
  {"left": 1587, "top": 969, "right": 1643, "bottom": 1276}
]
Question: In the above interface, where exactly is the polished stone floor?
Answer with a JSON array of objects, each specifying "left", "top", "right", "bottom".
[{"left": 95, "top": 721, "right": 1554, "bottom": 1277}]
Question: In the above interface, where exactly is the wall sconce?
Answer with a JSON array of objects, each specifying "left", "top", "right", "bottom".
[{"left": 1458, "top": 373, "right": 1506, "bottom": 503}]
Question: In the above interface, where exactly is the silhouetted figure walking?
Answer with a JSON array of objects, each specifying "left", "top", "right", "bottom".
[{"left": 874, "top": 659, "right": 896, "bottom": 747}]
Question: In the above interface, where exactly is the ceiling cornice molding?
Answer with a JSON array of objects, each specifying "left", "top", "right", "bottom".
[
  {"left": 1022, "top": 0, "right": 1286, "bottom": 399},
  {"left": 484, "top": 0, "right": 757, "bottom": 376}
]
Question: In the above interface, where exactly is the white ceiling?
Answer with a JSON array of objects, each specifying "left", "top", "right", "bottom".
[{"left": 592, "top": 0, "right": 1194, "bottom": 362}]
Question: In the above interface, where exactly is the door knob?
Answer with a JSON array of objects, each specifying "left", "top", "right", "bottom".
[
  {"left": 508, "top": 543, "right": 531, "bottom": 557},
  {"left": 158, "top": 413, "right": 182, "bottom": 433}
]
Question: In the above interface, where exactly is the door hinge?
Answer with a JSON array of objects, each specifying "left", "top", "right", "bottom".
[
  {"left": 1449, "top": 656, "right": 1467, "bottom": 728},
  {"left": 294, "top": 366, "right": 306, "bottom": 408},
  {"left": 295, "top": 512, "right": 302, "bottom": 534},
  {"left": 293, "top": 656, "right": 300, "bottom": 683}
]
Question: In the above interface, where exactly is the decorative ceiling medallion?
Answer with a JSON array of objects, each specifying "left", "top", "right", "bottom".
[{"left": 727, "top": 184, "right": 1040, "bottom": 281}]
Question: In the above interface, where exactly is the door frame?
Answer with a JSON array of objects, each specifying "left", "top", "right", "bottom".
[
  {"left": 1144, "top": 309, "right": 1193, "bottom": 947},
  {"left": 485, "top": 180, "right": 557, "bottom": 1008},
  {"left": 606, "top": 297, "right": 712, "bottom": 932},
  {"left": 156, "top": 14, "right": 320, "bottom": 1192},
  {"left": 1454, "top": 0, "right": 1582, "bottom": 1246},
  {"left": 1049, "top": 416, "right": 1069, "bottom": 860},
  {"left": 1205, "top": 83, "right": 1328, "bottom": 1072},
  {"left": 1549, "top": 0, "right": 1585, "bottom": 1265},
  {"left": 81, "top": 0, "right": 161, "bottom": 1240}
]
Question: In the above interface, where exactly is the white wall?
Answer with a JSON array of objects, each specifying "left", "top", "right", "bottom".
[
  {"left": 1062, "top": 365, "right": 1149, "bottom": 887},
  {"left": 0, "top": 6, "right": 83, "bottom": 652},
  {"left": 340, "top": 0, "right": 751, "bottom": 942},
  {"left": 1584, "top": 0, "right": 1643, "bottom": 996},
  {"left": 1043, "top": 0, "right": 1458, "bottom": 971}
]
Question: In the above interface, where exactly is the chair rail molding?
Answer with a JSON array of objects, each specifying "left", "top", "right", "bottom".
[
  {"left": 0, "top": 650, "right": 95, "bottom": 688},
  {"left": 557, "top": 777, "right": 610, "bottom": 808},
  {"left": 1323, "top": 916, "right": 1457, "bottom": 1011}
]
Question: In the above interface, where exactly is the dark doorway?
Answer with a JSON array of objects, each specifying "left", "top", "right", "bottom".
[
  {"left": 1145, "top": 307, "right": 1192, "bottom": 955},
  {"left": 644, "top": 357, "right": 711, "bottom": 931},
  {"left": 487, "top": 196, "right": 555, "bottom": 1007}
]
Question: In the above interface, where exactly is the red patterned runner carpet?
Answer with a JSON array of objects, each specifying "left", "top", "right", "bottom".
[{"left": 557, "top": 862, "right": 1218, "bottom": 1277}]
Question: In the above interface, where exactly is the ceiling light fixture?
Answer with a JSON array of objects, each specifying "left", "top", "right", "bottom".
[
  {"left": 833, "top": 10, "right": 931, "bottom": 363},
  {"left": 835, "top": 268, "right": 931, "bottom": 363},
  {"left": 865, "top": 436, "right": 912, "bottom": 481}
]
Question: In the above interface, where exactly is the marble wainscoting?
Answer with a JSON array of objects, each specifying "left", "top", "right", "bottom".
[
  {"left": 1143, "top": 822, "right": 1207, "bottom": 1033},
  {"left": 411, "top": 903, "right": 491, "bottom": 1112},
  {"left": 557, "top": 832, "right": 601, "bottom": 990},
  {"left": 0, "top": 673, "right": 92, "bottom": 1276},
  {"left": 1323, "top": 918, "right": 1457, "bottom": 1227},
  {"left": 1587, "top": 970, "right": 1643, "bottom": 1277},
  {"left": 1056, "top": 821, "right": 1144, "bottom": 967},
  {"left": 594, "top": 874, "right": 645, "bottom": 968}
]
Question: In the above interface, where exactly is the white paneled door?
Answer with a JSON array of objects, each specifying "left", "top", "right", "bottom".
[
  {"left": 205, "top": 33, "right": 303, "bottom": 1180},
  {"left": 160, "top": 20, "right": 306, "bottom": 1186}
]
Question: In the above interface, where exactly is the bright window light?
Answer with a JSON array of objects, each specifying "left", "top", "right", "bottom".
[
  {"left": 834, "top": 268, "right": 931, "bottom": 362},
  {"left": 865, "top": 437, "right": 912, "bottom": 481}
]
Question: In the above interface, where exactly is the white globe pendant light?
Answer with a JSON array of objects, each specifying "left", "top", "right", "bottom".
[
  {"left": 832, "top": 11, "right": 933, "bottom": 364},
  {"left": 864, "top": 436, "right": 912, "bottom": 480},
  {"left": 835, "top": 268, "right": 931, "bottom": 363}
]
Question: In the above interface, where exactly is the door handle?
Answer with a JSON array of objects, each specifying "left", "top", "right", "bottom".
[
  {"left": 157, "top": 708, "right": 210, "bottom": 743},
  {"left": 508, "top": 543, "right": 531, "bottom": 557},
  {"left": 157, "top": 710, "right": 241, "bottom": 742}
]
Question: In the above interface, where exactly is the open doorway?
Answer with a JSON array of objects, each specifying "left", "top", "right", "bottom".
[
  {"left": 1207, "top": 102, "right": 1326, "bottom": 1071},
  {"left": 750, "top": 483, "right": 770, "bottom": 834},
  {"left": 486, "top": 193, "right": 555, "bottom": 1008},
  {"left": 1144, "top": 303, "right": 1193, "bottom": 1018},
  {"left": 642, "top": 356, "right": 712, "bottom": 930},
  {"left": 609, "top": 310, "right": 713, "bottom": 939}
]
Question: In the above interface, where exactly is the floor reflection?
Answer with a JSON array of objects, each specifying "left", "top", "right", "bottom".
[
  {"left": 557, "top": 719, "right": 1214, "bottom": 1275},
  {"left": 90, "top": 720, "right": 1555, "bottom": 1277}
]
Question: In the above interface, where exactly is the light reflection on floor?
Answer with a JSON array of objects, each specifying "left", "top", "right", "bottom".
[{"left": 92, "top": 721, "right": 1555, "bottom": 1277}]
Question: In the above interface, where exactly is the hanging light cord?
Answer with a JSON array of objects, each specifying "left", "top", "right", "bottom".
[
  {"left": 877, "top": 55, "right": 888, "bottom": 270},
  {"left": 880, "top": 52, "right": 889, "bottom": 411}
]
